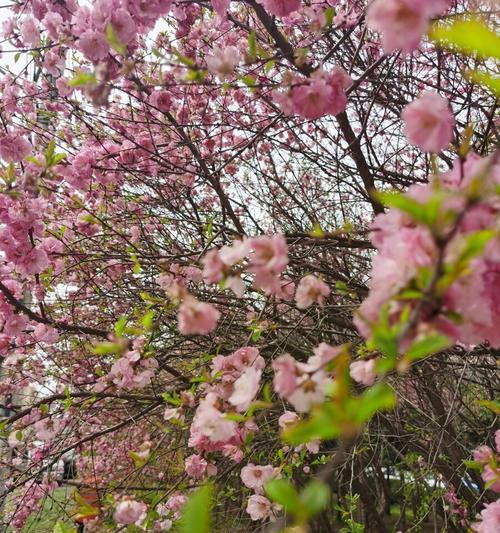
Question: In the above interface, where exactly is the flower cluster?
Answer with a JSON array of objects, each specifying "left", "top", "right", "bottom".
[
  {"left": 471, "top": 431, "right": 500, "bottom": 532},
  {"left": 355, "top": 153, "right": 500, "bottom": 349},
  {"left": 274, "top": 67, "right": 352, "bottom": 120}
]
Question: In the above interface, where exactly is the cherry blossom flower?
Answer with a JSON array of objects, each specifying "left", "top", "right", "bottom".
[
  {"left": 402, "top": 92, "right": 455, "bottom": 152},
  {"left": 474, "top": 445, "right": 494, "bottom": 464},
  {"left": 206, "top": 46, "right": 241, "bottom": 78},
  {"left": 366, "top": 0, "right": 451, "bottom": 55},
  {"left": 113, "top": 499, "right": 147, "bottom": 525},
  {"left": 350, "top": 359, "right": 377, "bottom": 386},
  {"left": 229, "top": 367, "right": 262, "bottom": 412},
  {"left": 482, "top": 465, "right": 500, "bottom": 493},
  {"left": 256, "top": 0, "right": 301, "bottom": 18},
  {"left": 0, "top": 133, "right": 32, "bottom": 162},
  {"left": 212, "top": 0, "right": 231, "bottom": 17},
  {"left": 20, "top": 17, "right": 40, "bottom": 46},
  {"left": 472, "top": 500, "right": 500, "bottom": 533},
  {"left": 149, "top": 90, "right": 173, "bottom": 112},
  {"left": 77, "top": 29, "right": 109, "bottom": 61},
  {"left": 241, "top": 463, "right": 278, "bottom": 493},
  {"left": 295, "top": 274, "right": 331, "bottom": 309},
  {"left": 192, "top": 393, "right": 238, "bottom": 443},
  {"left": 246, "top": 494, "right": 277, "bottom": 521},
  {"left": 287, "top": 371, "right": 329, "bottom": 412},
  {"left": 272, "top": 354, "right": 299, "bottom": 398},
  {"left": 185, "top": 454, "right": 208, "bottom": 479},
  {"left": 178, "top": 296, "right": 220, "bottom": 335}
]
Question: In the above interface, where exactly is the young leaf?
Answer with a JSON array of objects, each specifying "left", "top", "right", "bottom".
[
  {"left": 429, "top": 18, "right": 500, "bottom": 60},
  {"left": 404, "top": 334, "right": 451, "bottom": 362},
  {"left": 106, "top": 24, "right": 126, "bottom": 55},
  {"left": 265, "top": 478, "right": 301, "bottom": 511},
  {"left": 180, "top": 485, "right": 213, "bottom": 533},
  {"left": 53, "top": 521, "right": 77, "bottom": 533},
  {"left": 300, "top": 480, "right": 330, "bottom": 517}
]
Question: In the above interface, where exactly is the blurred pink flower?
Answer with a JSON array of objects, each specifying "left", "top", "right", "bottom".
[{"left": 402, "top": 92, "right": 455, "bottom": 152}]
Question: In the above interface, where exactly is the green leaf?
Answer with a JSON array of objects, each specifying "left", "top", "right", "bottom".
[
  {"left": 464, "top": 70, "right": 500, "bottom": 97},
  {"left": 105, "top": 23, "right": 126, "bottom": 55},
  {"left": 114, "top": 315, "right": 128, "bottom": 337},
  {"left": 241, "top": 74, "right": 257, "bottom": 91},
  {"left": 284, "top": 407, "right": 341, "bottom": 444},
  {"left": 300, "top": 480, "right": 330, "bottom": 516},
  {"left": 457, "top": 230, "right": 496, "bottom": 266},
  {"left": 172, "top": 49, "right": 196, "bottom": 67},
  {"left": 52, "top": 153, "right": 67, "bottom": 165},
  {"left": 142, "top": 310, "right": 155, "bottom": 332},
  {"left": 324, "top": 7, "right": 336, "bottom": 27},
  {"left": 429, "top": 17, "right": 500, "bottom": 60},
  {"left": 93, "top": 342, "right": 122, "bottom": 355},
  {"left": 265, "top": 479, "right": 301, "bottom": 511},
  {"left": 25, "top": 155, "right": 43, "bottom": 167},
  {"left": 310, "top": 222, "right": 325, "bottom": 238},
  {"left": 128, "top": 450, "right": 148, "bottom": 468},
  {"left": 353, "top": 384, "right": 396, "bottom": 425},
  {"left": 404, "top": 334, "right": 451, "bottom": 361},
  {"left": 180, "top": 485, "right": 213, "bottom": 533},
  {"left": 68, "top": 71, "right": 96, "bottom": 87},
  {"left": 463, "top": 459, "right": 484, "bottom": 470},
  {"left": 53, "top": 521, "right": 77, "bottom": 533},
  {"left": 377, "top": 191, "right": 440, "bottom": 226},
  {"left": 477, "top": 399, "right": 500, "bottom": 415},
  {"left": 248, "top": 31, "right": 257, "bottom": 59}
]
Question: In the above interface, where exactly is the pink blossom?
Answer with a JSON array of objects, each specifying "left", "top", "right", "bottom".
[
  {"left": 276, "top": 67, "right": 352, "bottom": 120},
  {"left": 287, "top": 371, "right": 328, "bottom": 413},
  {"left": 246, "top": 494, "right": 280, "bottom": 521},
  {"left": 78, "top": 30, "right": 109, "bottom": 62},
  {"left": 192, "top": 393, "right": 238, "bottom": 443},
  {"left": 34, "top": 420, "right": 55, "bottom": 441},
  {"left": 43, "top": 51, "right": 64, "bottom": 76},
  {"left": 149, "top": 90, "right": 172, "bottom": 112},
  {"left": 20, "top": 17, "right": 40, "bottom": 46},
  {"left": 278, "top": 411, "right": 299, "bottom": 430},
  {"left": 8, "top": 431, "right": 23, "bottom": 448},
  {"left": 249, "top": 235, "right": 288, "bottom": 280},
  {"left": 474, "top": 445, "right": 494, "bottom": 464},
  {"left": 164, "top": 407, "right": 183, "bottom": 421},
  {"left": 33, "top": 324, "right": 59, "bottom": 344},
  {"left": 178, "top": 297, "right": 220, "bottom": 335},
  {"left": 219, "top": 240, "right": 248, "bottom": 265},
  {"left": 111, "top": 8, "right": 136, "bottom": 44},
  {"left": 472, "top": 500, "right": 500, "bottom": 533},
  {"left": 241, "top": 463, "right": 278, "bottom": 493},
  {"left": 206, "top": 46, "right": 241, "bottom": 78},
  {"left": 496, "top": 430, "right": 500, "bottom": 454},
  {"left": 229, "top": 367, "right": 262, "bottom": 412},
  {"left": 306, "top": 343, "right": 342, "bottom": 372},
  {"left": 185, "top": 454, "right": 208, "bottom": 479},
  {"left": 0, "top": 134, "right": 32, "bottom": 162},
  {"left": 42, "top": 12, "right": 64, "bottom": 40},
  {"left": 272, "top": 354, "right": 299, "bottom": 398},
  {"left": 212, "top": 0, "right": 231, "bottom": 17},
  {"left": 201, "top": 249, "right": 226, "bottom": 283},
  {"left": 113, "top": 499, "right": 147, "bottom": 525},
  {"left": 350, "top": 359, "right": 377, "bottom": 386},
  {"left": 231, "top": 347, "right": 265, "bottom": 372},
  {"left": 482, "top": 465, "right": 500, "bottom": 493},
  {"left": 225, "top": 276, "right": 245, "bottom": 297},
  {"left": 402, "top": 93, "right": 455, "bottom": 152},
  {"left": 366, "top": 0, "right": 447, "bottom": 55},
  {"left": 165, "top": 493, "right": 187, "bottom": 518},
  {"left": 295, "top": 274, "right": 331, "bottom": 309},
  {"left": 257, "top": 0, "right": 301, "bottom": 18}
]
